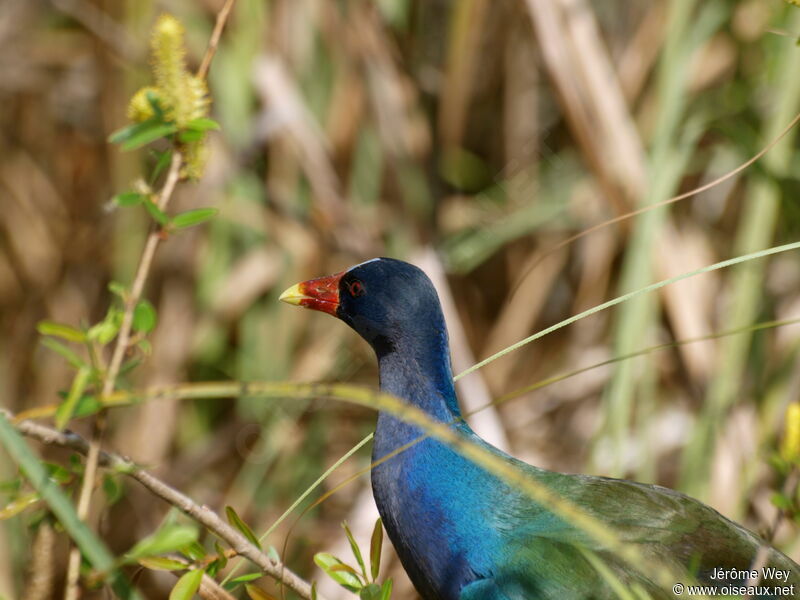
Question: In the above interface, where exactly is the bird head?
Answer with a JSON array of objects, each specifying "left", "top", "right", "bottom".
[{"left": 279, "top": 258, "right": 446, "bottom": 359}]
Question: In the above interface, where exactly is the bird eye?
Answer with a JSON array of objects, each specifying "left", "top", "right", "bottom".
[{"left": 347, "top": 280, "right": 366, "bottom": 297}]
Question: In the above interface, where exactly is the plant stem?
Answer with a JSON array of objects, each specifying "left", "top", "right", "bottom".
[{"left": 197, "top": 0, "right": 237, "bottom": 81}]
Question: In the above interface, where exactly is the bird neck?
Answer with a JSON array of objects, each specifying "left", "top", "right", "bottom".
[
  {"left": 375, "top": 325, "right": 462, "bottom": 423},
  {"left": 370, "top": 330, "right": 495, "bottom": 600}
]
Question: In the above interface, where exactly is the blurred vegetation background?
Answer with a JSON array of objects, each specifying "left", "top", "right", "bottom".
[{"left": 2, "top": 0, "right": 800, "bottom": 598}]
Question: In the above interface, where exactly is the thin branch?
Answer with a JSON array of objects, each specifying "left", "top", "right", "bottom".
[
  {"left": 197, "top": 572, "right": 237, "bottom": 600},
  {"left": 197, "top": 0, "right": 237, "bottom": 81},
  {"left": 2, "top": 409, "right": 324, "bottom": 600}
]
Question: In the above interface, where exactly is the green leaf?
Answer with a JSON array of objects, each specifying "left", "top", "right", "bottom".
[
  {"left": 109, "top": 120, "right": 151, "bottom": 144},
  {"left": 379, "top": 579, "right": 393, "bottom": 600},
  {"left": 169, "top": 568, "right": 204, "bottom": 600},
  {"left": 111, "top": 119, "right": 178, "bottom": 151},
  {"left": 329, "top": 563, "right": 362, "bottom": 577},
  {"left": 171, "top": 208, "right": 219, "bottom": 230},
  {"left": 108, "top": 281, "right": 127, "bottom": 298},
  {"left": 143, "top": 198, "right": 170, "bottom": 226},
  {"left": 369, "top": 517, "right": 383, "bottom": 581},
  {"left": 72, "top": 394, "right": 102, "bottom": 419},
  {"left": 206, "top": 558, "right": 223, "bottom": 578},
  {"left": 245, "top": 584, "right": 278, "bottom": 600},
  {"left": 122, "top": 123, "right": 177, "bottom": 151},
  {"left": 113, "top": 192, "right": 146, "bottom": 207},
  {"left": 359, "top": 583, "right": 382, "bottom": 600},
  {"left": 37, "top": 321, "right": 86, "bottom": 343},
  {"left": 0, "top": 492, "right": 41, "bottom": 520},
  {"left": 311, "top": 582, "right": 317, "bottom": 600},
  {"left": 124, "top": 524, "right": 199, "bottom": 563},
  {"left": 206, "top": 542, "right": 228, "bottom": 577},
  {"left": 178, "top": 130, "right": 205, "bottom": 143},
  {"left": 133, "top": 300, "right": 157, "bottom": 334},
  {"left": 40, "top": 338, "right": 86, "bottom": 369},
  {"left": 182, "top": 541, "right": 207, "bottom": 561},
  {"left": 226, "top": 573, "right": 262, "bottom": 587},
  {"left": 137, "top": 339, "right": 152, "bottom": 355},
  {"left": 43, "top": 462, "right": 72, "bottom": 484},
  {"left": 225, "top": 506, "right": 261, "bottom": 549},
  {"left": 56, "top": 366, "right": 91, "bottom": 430},
  {"left": 137, "top": 556, "right": 187, "bottom": 571},
  {"left": 102, "top": 474, "right": 123, "bottom": 506},
  {"left": 87, "top": 321, "right": 118, "bottom": 345},
  {"left": 149, "top": 150, "right": 174, "bottom": 184},
  {"left": 87, "top": 306, "right": 122, "bottom": 345},
  {"left": 343, "top": 521, "right": 367, "bottom": 580},
  {"left": 145, "top": 90, "right": 164, "bottom": 119},
  {"left": 314, "top": 552, "right": 362, "bottom": 592},
  {"left": 186, "top": 117, "right": 220, "bottom": 132}
]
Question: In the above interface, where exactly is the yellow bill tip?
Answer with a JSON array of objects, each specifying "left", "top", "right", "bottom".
[{"left": 279, "top": 283, "right": 306, "bottom": 306}]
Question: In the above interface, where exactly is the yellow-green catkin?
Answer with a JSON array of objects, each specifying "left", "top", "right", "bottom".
[
  {"left": 181, "top": 135, "right": 210, "bottom": 180},
  {"left": 151, "top": 14, "right": 195, "bottom": 127},
  {"left": 181, "top": 73, "right": 211, "bottom": 179},
  {"left": 123, "top": 14, "right": 212, "bottom": 178},
  {"left": 185, "top": 75, "right": 210, "bottom": 121},
  {"left": 127, "top": 86, "right": 162, "bottom": 123},
  {"left": 781, "top": 403, "right": 800, "bottom": 464}
]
